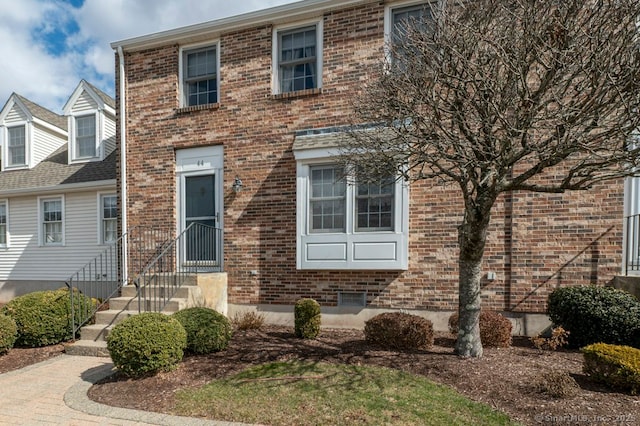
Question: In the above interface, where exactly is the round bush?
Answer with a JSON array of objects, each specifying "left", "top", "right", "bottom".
[
  {"left": 364, "top": 312, "right": 434, "bottom": 350},
  {"left": 0, "top": 314, "right": 17, "bottom": 354},
  {"left": 448, "top": 311, "right": 512, "bottom": 348},
  {"left": 107, "top": 312, "right": 187, "bottom": 377},
  {"left": 1, "top": 288, "right": 96, "bottom": 347},
  {"left": 294, "top": 298, "right": 321, "bottom": 339},
  {"left": 548, "top": 286, "right": 640, "bottom": 348},
  {"left": 172, "top": 307, "right": 233, "bottom": 354}
]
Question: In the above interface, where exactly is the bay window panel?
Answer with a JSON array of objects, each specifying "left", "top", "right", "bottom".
[{"left": 309, "top": 166, "right": 346, "bottom": 232}]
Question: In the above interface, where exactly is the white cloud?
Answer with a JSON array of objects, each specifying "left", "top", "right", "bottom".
[{"left": 0, "top": 0, "right": 295, "bottom": 114}]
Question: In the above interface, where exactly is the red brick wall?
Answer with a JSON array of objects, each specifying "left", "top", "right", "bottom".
[{"left": 117, "top": 1, "right": 624, "bottom": 314}]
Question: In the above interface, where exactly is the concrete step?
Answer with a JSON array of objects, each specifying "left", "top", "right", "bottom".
[
  {"left": 120, "top": 284, "right": 196, "bottom": 299},
  {"left": 79, "top": 323, "right": 113, "bottom": 341},
  {"left": 94, "top": 309, "right": 138, "bottom": 326},
  {"left": 65, "top": 340, "right": 109, "bottom": 357}
]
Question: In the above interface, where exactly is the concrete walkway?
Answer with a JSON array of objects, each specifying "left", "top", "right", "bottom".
[{"left": 0, "top": 355, "right": 247, "bottom": 426}]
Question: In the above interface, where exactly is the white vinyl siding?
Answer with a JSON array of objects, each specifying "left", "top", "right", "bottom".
[
  {"left": 32, "top": 122, "right": 67, "bottom": 165},
  {"left": 72, "top": 91, "right": 99, "bottom": 113},
  {"left": 103, "top": 111, "right": 116, "bottom": 156},
  {"left": 0, "top": 191, "right": 116, "bottom": 281}
]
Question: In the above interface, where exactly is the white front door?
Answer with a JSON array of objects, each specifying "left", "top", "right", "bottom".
[{"left": 176, "top": 146, "right": 223, "bottom": 269}]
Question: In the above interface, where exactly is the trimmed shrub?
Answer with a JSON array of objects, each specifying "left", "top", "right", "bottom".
[
  {"left": 582, "top": 343, "right": 640, "bottom": 394},
  {"left": 294, "top": 298, "right": 321, "bottom": 339},
  {"left": 448, "top": 311, "right": 512, "bottom": 348},
  {"left": 533, "top": 370, "right": 579, "bottom": 399},
  {"left": 231, "top": 311, "right": 265, "bottom": 331},
  {"left": 107, "top": 312, "right": 187, "bottom": 377},
  {"left": 365, "top": 312, "right": 434, "bottom": 351},
  {"left": 0, "top": 314, "right": 17, "bottom": 354},
  {"left": 548, "top": 286, "right": 640, "bottom": 348},
  {"left": 1, "top": 288, "right": 96, "bottom": 347},
  {"left": 172, "top": 307, "right": 233, "bottom": 354},
  {"left": 531, "top": 326, "right": 570, "bottom": 351}
]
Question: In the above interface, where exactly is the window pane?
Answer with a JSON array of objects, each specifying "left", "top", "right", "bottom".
[
  {"left": 0, "top": 203, "right": 5, "bottom": 245},
  {"left": 43, "top": 199, "right": 62, "bottom": 244},
  {"left": 279, "top": 26, "right": 317, "bottom": 93},
  {"left": 8, "top": 126, "right": 25, "bottom": 165},
  {"left": 184, "top": 46, "right": 217, "bottom": 106},
  {"left": 102, "top": 195, "right": 118, "bottom": 243},
  {"left": 76, "top": 116, "right": 96, "bottom": 158},
  {"left": 309, "top": 166, "right": 346, "bottom": 233},
  {"left": 356, "top": 176, "right": 395, "bottom": 231}
]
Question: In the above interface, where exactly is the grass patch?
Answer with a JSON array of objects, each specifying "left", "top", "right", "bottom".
[{"left": 174, "top": 361, "right": 515, "bottom": 425}]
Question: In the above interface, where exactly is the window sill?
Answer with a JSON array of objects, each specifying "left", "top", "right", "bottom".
[
  {"left": 272, "top": 88, "right": 322, "bottom": 100},
  {"left": 176, "top": 103, "right": 220, "bottom": 114}
]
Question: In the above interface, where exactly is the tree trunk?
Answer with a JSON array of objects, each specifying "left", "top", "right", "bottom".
[{"left": 455, "top": 207, "right": 492, "bottom": 358}]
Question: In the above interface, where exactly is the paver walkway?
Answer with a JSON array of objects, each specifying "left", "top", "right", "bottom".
[{"left": 0, "top": 355, "right": 244, "bottom": 426}]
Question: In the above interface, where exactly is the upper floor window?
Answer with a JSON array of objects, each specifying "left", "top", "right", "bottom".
[
  {"left": 100, "top": 194, "right": 117, "bottom": 244},
  {"left": 274, "top": 22, "right": 323, "bottom": 94},
  {"left": 387, "top": 2, "right": 435, "bottom": 61},
  {"left": 7, "top": 125, "right": 26, "bottom": 166},
  {"left": 75, "top": 115, "right": 96, "bottom": 159},
  {"left": 0, "top": 201, "right": 7, "bottom": 247},
  {"left": 183, "top": 45, "right": 218, "bottom": 107},
  {"left": 41, "top": 197, "right": 63, "bottom": 246}
]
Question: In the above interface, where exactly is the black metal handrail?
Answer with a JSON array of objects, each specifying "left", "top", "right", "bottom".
[
  {"left": 625, "top": 214, "right": 640, "bottom": 274},
  {"left": 134, "top": 223, "right": 223, "bottom": 313},
  {"left": 67, "top": 226, "right": 173, "bottom": 338}
]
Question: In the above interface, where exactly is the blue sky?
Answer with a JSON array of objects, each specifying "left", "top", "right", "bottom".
[{"left": 0, "top": 0, "right": 296, "bottom": 113}]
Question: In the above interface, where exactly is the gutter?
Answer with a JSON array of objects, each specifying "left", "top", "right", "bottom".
[
  {"left": 109, "top": 0, "right": 365, "bottom": 52},
  {"left": 117, "top": 45, "right": 129, "bottom": 284}
]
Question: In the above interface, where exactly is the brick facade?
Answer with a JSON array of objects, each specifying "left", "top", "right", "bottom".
[{"left": 116, "top": 0, "right": 624, "bottom": 317}]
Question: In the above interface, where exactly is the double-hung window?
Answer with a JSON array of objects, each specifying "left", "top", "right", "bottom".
[
  {"left": 7, "top": 125, "right": 26, "bottom": 167},
  {"left": 295, "top": 138, "right": 409, "bottom": 270},
  {"left": 386, "top": 2, "right": 435, "bottom": 62},
  {"left": 100, "top": 194, "right": 117, "bottom": 244},
  {"left": 274, "top": 22, "right": 322, "bottom": 94},
  {"left": 183, "top": 45, "right": 218, "bottom": 107},
  {"left": 75, "top": 115, "right": 96, "bottom": 159},
  {"left": 0, "top": 201, "right": 7, "bottom": 247},
  {"left": 41, "top": 197, "right": 63, "bottom": 246}
]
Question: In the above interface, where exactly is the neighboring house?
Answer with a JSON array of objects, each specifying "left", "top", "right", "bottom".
[
  {"left": 0, "top": 81, "right": 117, "bottom": 302},
  {"left": 110, "top": 0, "right": 630, "bottom": 335}
]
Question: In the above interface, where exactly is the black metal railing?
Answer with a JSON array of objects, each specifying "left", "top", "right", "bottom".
[
  {"left": 67, "top": 226, "right": 173, "bottom": 337},
  {"left": 625, "top": 214, "right": 640, "bottom": 274},
  {"left": 134, "top": 223, "right": 222, "bottom": 313}
]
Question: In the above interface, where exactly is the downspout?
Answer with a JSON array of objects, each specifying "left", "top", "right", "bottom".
[{"left": 117, "top": 45, "right": 129, "bottom": 284}]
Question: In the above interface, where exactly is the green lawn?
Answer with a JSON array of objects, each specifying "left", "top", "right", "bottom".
[{"left": 174, "top": 361, "right": 517, "bottom": 425}]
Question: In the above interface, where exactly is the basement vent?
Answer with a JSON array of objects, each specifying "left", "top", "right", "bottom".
[{"left": 338, "top": 291, "right": 367, "bottom": 307}]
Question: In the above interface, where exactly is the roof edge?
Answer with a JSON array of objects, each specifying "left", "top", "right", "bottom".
[{"left": 111, "top": 0, "right": 365, "bottom": 51}]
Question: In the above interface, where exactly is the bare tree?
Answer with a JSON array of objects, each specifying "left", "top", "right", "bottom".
[{"left": 341, "top": 0, "right": 640, "bottom": 357}]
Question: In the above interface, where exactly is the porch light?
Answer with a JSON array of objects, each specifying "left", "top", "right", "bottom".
[{"left": 232, "top": 176, "right": 243, "bottom": 193}]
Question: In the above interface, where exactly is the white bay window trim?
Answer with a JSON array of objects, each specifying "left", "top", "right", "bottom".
[
  {"left": 38, "top": 195, "right": 65, "bottom": 247},
  {"left": 295, "top": 147, "right": 409, "bottom": 270}
]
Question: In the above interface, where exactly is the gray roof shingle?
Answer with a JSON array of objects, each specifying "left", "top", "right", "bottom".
[
  {"left": 0, "top": 146, "right": 116, "bottom": 194},
  {"left": 14, "top": 94, "right": 67, "bottom": 132}
]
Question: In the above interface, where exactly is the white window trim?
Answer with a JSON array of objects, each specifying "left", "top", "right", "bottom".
[
  {"left": 271, "top": 19, "right": 323, "bottom": 95},
  {"left": 178, "top": 40, "right": 221, "bottom": 108},
  {"left": 384, "top": 1, "right": 436, "bottom": 63},
  {"left": 295, "top": 147, "right": 409, "bottom": 270},
  {"left": 3, "top": 122, "right": 30, "bottom": 170},
  {"left": 0, "top": 199, "right": 8, "bottom": 248},
  {"left": 97, "top": 192, "right": 117, "bottom": 245},
  {"left": 69, "top": 112, "right": 101, "bottom": 163},
  {"left": 38, "top": 195, "right": 65, "bottom": 247}
]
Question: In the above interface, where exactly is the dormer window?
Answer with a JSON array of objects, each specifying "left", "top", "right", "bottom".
[
  {"left": 7, "top": 125, "right": 26, "bottom": 167},
  {"left": 74, "top": 115, "right": 97, "bottom": 159}
]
